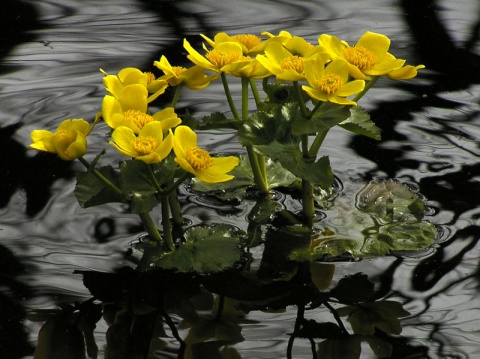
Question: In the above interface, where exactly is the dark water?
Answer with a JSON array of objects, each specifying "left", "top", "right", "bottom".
[{"left": 1, "top": 0, "right": 480, "bottom": 358}]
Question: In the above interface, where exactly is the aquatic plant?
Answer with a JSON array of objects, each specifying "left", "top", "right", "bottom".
[{"left": 29, "top": 30, "right": 434, "bottom": 359}]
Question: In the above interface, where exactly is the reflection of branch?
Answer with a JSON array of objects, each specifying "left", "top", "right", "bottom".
[{"left": 465, "top": 11, "right": 480, "bottom": 51}]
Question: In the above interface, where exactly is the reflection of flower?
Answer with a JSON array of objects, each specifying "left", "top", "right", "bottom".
[
  {"left": 30, "top": 119, "right": 91, "bottom": 160},
  {"left": 154, "top": 55, "right": 218, "bottom": 89},
  {"left": 102, "top": 87, "right": 181, "bottom": 134},
  {"left": 302, "top": 57, "right": 365, "bottom": 105},
  {"left": 184, "top": 39, "right": 251, "bottom": 74},
  {"left": 102, "top": 67, "right": 168, "bottom": 103},
  {"left": 173, "top": 126, "right": 239, "bottom": 183},
  {"left": 109, "top": 121, "right": 173, "bottom": 164},
  {"left": 337, "top": 300, "right": 411, "bottom": 335},
  {"left": 319, "top": 32, "right": 407, "bottom": 80}
]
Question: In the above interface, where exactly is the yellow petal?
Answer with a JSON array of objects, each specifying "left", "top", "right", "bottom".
[
  {"left": 173, "top": 126, "right": 198, "bottom": 160},
  {"left": 103, "top": 75, "right": 124, "bottom": 98},
  {"left": 386, "top": 64, "right": 425, "bottom": 80},
  {"left": 184, "top": 39, "right": 219, "bottom": 72},
  {"left": 336, "top": 80, "right": 365, "bottom": 97},
  {"left": 110, "top": 126, "right": 137, "bottom": 157},
  {"left": 140, "top": 121, "right": 164, "bottom": 141},
  {"left": 118, "top": 84, "right": 148, "bottom": 112},
  {"left": 152, "top": 107, "right": 181, "bottom": 131},
  {"left": 356, "top": 31, "right": 391, "bottom": 57}
]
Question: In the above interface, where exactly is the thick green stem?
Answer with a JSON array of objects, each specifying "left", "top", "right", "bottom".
[
  {"left": 139, "top": 212, "right": 163, "bottom": 245},
  {"left": 171, "top": 84, "right": 183, "bottom": 109},
  {"left": 308, "top": 129, "right": 329, "bottom": 158},
  {"left": 161, "top": 196, "right": 175, "bottom": 251},
  {"left": 249, "top": 78, "right": 262, "bottom": 107},
  {"left": 160, "top": 195, "right": 174, "bottom": 251},
  {"left": 221, "top": 72, "right": 240, "bottom": 121},
  {"left": 242, "top": 76, "right": 269, "bottom": 194},
  {"left": 353, "top": 76, "right": 379, "bottom": 103},
  {"left": 301, "top": 179, "right": 315, "bottom": 228},
  {"left": 293, "top": 81, "right": 309, "bottom": 118},
  {"left": 168, "top": 191, "right": 183, "bottom": 226}
]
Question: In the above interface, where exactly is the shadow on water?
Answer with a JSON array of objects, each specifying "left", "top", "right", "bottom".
[{"left": 349, "top": 0, "right": 480, "bottom": 308}]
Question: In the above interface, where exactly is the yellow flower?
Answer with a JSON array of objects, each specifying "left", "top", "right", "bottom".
[
  {"left": 262, "top": 30, "right": 322, "bottom": 57},
  {"left": 385, "top": 64, "right": 425, "bottom": 80},
  {"left": 229, "top": 58, "right": 271, "bottom": 79},
  {"left": 200, "top": 32, "right": 270, "bottom": 55},
  {"left": 109, "top": 121, "right": 173, "bottom": 164},
  {"left": 153, "top": 55, "right": 219, "bottom": 89},
  {"left": 302, "top": 57, "right": 365, "bottom": 106},
  {"left": 101, "top": 67, "right": 168, "bottom": 103},
  {"left": 173, "top": 126, "right": 239, "bottom": 183},
  {"left": 318, "top": 31, "right": 406, "bottom": 80},
  {"left": 102, "top": 88, "right": 181, "bottom": 134},
  {"left": 30, "top": 119, "right": 91, "bottom": 161},
  {"left": 183, "top": 39, "right": 251, "bottom": 74},
  {"left": 257, "top": 42, "right": 329, "bottom": 82}
]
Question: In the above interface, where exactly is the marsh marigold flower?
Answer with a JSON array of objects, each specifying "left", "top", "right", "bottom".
[
  {"left": 262, "top": 30, "right": 322, "bottom": 58},
  {"left": 257, "top": 42, "right": 329, "bottom": 82},
  {"left": 173, "top": 126, "right": 239, "bottom": 183},
  {"left": 319, "top": 31, "right": 407, "bottom": 80},
  {"left": 153, "top": 55, "right": 218, "bottom": 89},
  {"left": 183, "top": 39, "right": 251, "bottom": 74},
  {"left": 102, "top": 84, "right": 181, "bottom": 134},
  {"left": 201, "top": 32, "right": 270, "bottom": 55},
  {"left": 102, "top": 67, "right": 168, "bottom": 103},
  {"left": 30, "top": 119, "right": 91, "bottom": 161},
  {"left": 302, "top": 57, "right": 365, "bottom": 106},
  {"left": 109, "top": 121, "right": 173, "bottom": 164}
]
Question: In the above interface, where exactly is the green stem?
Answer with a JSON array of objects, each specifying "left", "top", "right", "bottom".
[
  {"left": 221, "top": 72, "right": 240, "bottom": 121},
  {"left": 293, "top": 81, "right": 309, "bottom": 118},
  {"left": 139, "top": 212, "right": 163, "bottom": 245},
  {"left": 78, "top": 156, "right": 124, "bottom": 197},
  {"left": 171, "top": 84, "right": 183, "bottom": 109},
  {"left": 301, "top": 179, "right": 315, "bottom": 228},
  {"left": 168, "top": 190, "right": 183, "bottom": 226},
  {"left": 249, "top": 78, "right": 262, "bottom": 107},
  {"left": 160, "top": 195, "right": 174, "bottom": 251},
  {"left": 147, "top": 164, "right": 163, "bottom": 194},
  {"left": 353, "top": 76, "right": 379, "bottom": 103},
  {"left": 308, "top": 129, "right": 329, "bottom": 158},
  {"left": 164, "top": 171, "right": 190, "bottom": 195},
  {"left": 242, "top": 77, "right": 269, "bottom": 194}
]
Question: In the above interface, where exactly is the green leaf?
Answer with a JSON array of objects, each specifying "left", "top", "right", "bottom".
[
  {"left": 75, "top": 165, "right": 125, "bottom": 208},
  {"left": 120, "top": 160, "right": 158, "bottom": 214},
  {"left": 198, "top": 112, "right": 240, "bottom": 130},
  {"left": 238, "top": 102, "right": 302, "bottom": 146},
  {"left": 310, "top": 262, "right": 335, "bottom": 291},
  {"left": 356, "top": 179, "right": 425, "bottom": 222},
  {"left": 190, "top": 155, "right": 300, "bottom": 200},
  {"left": 364, "top": 335, "right": 393, "bottom": 358},
  {"left": 338, "top": 106, "right": 381, "bottom": 140},
  {"left": 291, "top": 102, "right": 351, "bottom": 136},
  {"left": 254, "top": 143, "right": 334, "bottom": 190},
  {"left": 150, "top": 224, "right": 245, "bottom": 273}
]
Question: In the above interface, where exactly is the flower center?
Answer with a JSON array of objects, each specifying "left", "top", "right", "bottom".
[
  {"left": 186, "top": 147, "right": 213, "bottom": 171},
  {"left": 205, "top": 49, "right": 242, "bottom": 68},
  {"left": 280, "top": 56, "right": 304, "bottom": 73},
  {"left": 172, "top": 66, "right": 187, "bottom": 77},
  {"left": 341, "top": 46, "right": 377, "bottom": 69},
  {"left": 232, "top": 34, "right": 261, "bottom": 51},
  {"left": 144, "top": 71, "right": 156, "bottom": 84},
  {"left": 123, "top": 109, "right": 154, "bottom": 130},
  {"left": 318, "top": 74, "right": 342, "bottom": 94},
  {"left": 131, "top": 136, "right": 157, "bottom": 155}
]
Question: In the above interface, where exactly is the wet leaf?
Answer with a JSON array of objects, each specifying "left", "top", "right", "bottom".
[
  {"left": 365, "top": 335, "right": 393, "bottom": 358},
  {"left": 356, "top": 179, "right": 425, "bottom": 222},
  {"left": 296, "top": 320, "right": 344, "bottom": 340},
  {"left": 151, "top": 225, "right": 245, "bottom": 273}
]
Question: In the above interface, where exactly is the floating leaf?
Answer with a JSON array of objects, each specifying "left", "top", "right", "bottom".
[
  {"left": 356, "top": 179, "right": 425, "bottom": 222},
  {"left": 338, "top": 106, "right": 381, "bottom": 140},
  {"left": 310, "top": 262, "right": 335, "bottom": 291},
  {"left": 150, "top": 224, "right": 245, "bottom": 273}
]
